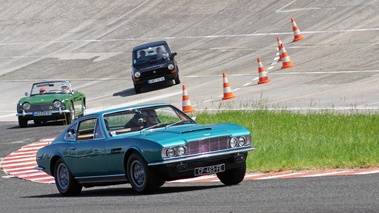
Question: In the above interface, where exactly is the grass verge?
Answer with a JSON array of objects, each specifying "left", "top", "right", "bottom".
[{"left": 195, "top": 110, "right": 379, "bottom": 173}]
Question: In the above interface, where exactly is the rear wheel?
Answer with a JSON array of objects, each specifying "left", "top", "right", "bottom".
[
  {"left": 65, "top": 103, "right": 75, "bottom": 124},
  {"left": 127, "top": 153, "right": 162, "bottom": 193},
  {"left": 18, "top": 117, "right": 28, "bottom": 128},
  {"left": 54, "top": 159, "right": 82, "bottom": 196},
  {"left": 216, "top": 163, "right": 246, "bottom": 185}
]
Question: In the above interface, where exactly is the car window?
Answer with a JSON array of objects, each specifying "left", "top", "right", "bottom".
[
  {"left": 77, "top": 118, "right": 97, "bottom": 141},
  {"left": 64, "top": 123, "right": 78, "bottom": 141},
  {"left": 94, "top": 119, "right": 105, "bottom": 139},
  {"left": 133, "top": 45, "right": 169, "bottom": 65}
]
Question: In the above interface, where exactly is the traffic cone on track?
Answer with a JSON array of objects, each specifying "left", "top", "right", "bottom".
[
  {"left": 257, "top": 58, "right": 270, "bottom": 84},
  {"left": 222, "top": 72, "right": 235, "bottom": 100},
  {"left": 182, "top": 85, "right": 195, "bottom": 113},
  {"left": 277, "top": 36, "right": 283, "bottom": 61},
  {"left": 280, "top": 44, "right": 294, "bottom": 69},
  {"left": 291, "top": 18, "right": 304, "bottom": 42}
]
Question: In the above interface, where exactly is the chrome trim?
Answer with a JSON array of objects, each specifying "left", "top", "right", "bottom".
[
  {"left": 148, "top": 147, "right": 255, "bottom": 166},
  {"left": 16, "top": 109, "right": 70, "bottom": 117},
  {"left": 34, "top": 166, "right": 45, "bottom": 171}
]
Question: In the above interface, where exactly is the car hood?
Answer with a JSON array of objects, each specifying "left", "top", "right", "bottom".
[
  {"left": 136, "top": 123, "right": 250, "bottom": 147},
  {"left": 19, "top": 94, "right": 69, "bottom": 104}
]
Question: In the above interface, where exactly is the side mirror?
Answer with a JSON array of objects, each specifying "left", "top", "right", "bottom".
[{"left": 25, "top": 92, "right": 29, "bottom": 97}]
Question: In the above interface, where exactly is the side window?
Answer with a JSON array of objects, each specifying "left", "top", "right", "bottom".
[
  {"left": 77, "top": 118, "right": 97, "bottom": 141},
  {"left": 94, "top": 119, "right": 105, "bottom": 139}
]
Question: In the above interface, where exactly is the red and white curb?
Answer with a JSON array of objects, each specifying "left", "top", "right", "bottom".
[{"left": 1, "top": 139, "right": 379, "bottom": 184}]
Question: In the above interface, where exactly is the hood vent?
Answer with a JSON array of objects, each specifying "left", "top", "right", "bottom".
[{"left": 180, "top": 127, "right": 212, "bottom": 134}]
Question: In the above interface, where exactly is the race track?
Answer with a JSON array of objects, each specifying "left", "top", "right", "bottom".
[{"left": 1, "top": 0, "right": 379, "bottom": 122}]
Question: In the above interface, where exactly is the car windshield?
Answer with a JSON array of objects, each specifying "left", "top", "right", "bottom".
[
  {"left": 31, "top": 81, "right": 71, "bottom": 95},
  {"left": 103, "top": 105, "right": 195, "bottom": 136},
  {"left": 133, "top": 45, "right": 169, "bottom": 66}
]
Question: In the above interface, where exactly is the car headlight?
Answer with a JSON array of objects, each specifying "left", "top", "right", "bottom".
[
  {"left": 238, "top": 136, "right": 246, "bottom": 146},
  {"left": 53, "top": 100, "right": 62, "bottom": 108},
  {"left": 134, "top": 72, "right": 141, "bottom": 78},
  {"left": 22, "top": 102, "right": 31, "bottom": 110},
  {"left": 177, "top": 146, "right": 187, "bottom": 156},
  {"left": 168, "top": 64, "right": 175, "bottom": 70},
  {"left": 229, "top": 137, "right": 238, "bottom": 148},
  {"left": 166, "top": 148, "right": 176, "bottom": 158}
]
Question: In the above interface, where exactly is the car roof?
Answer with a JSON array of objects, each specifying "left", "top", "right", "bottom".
[
  {"left": 87, "top": 102, "right": 171, "bottom": 117},
  {"left": 132, "top": 41, "right": 168, "bottom": 52}
]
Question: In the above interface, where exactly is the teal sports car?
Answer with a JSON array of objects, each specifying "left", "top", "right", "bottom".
[
  {"left": 16, "top": 80, "right": 86, "bottom": 128},
  {"left": 35, "top": 103, "right": 255, "bottom": 196}
]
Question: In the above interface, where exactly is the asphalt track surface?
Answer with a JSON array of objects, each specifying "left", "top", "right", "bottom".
[{"left": 1, "top": 0, "right": 379, "bottom": 212}]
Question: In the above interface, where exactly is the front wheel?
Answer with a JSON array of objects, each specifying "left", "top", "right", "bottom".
[
  {"left": 134, "top": 85, "right": 141, "bottom": 94},
  {"left": 127, "top": 153, "right": 162, "bottom": 193},
  {"left": 18, "top": 116, "right": 28, "bottom": 128},
  {"left": 216, "top": 163, "right": 246, "bottom": 185},
  {"left": 54, "top": 159, "right": 82, "bottom": 196}
]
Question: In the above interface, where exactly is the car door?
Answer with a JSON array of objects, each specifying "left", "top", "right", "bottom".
[{"left": 69, "top": 117, "right": 108, "bottom": 177}]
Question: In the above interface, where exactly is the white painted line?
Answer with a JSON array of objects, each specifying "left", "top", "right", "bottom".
[
  {"left": 255, "top": 172, "right": 303, "bottom": 180},
  {"left": 304, "top": 171, "right": 347, "bottom": 177},
  {"left": 355, "top": 170, "right": 379, "bottom": 175}
]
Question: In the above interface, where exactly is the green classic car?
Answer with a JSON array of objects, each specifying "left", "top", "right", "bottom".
[
  {"left": 16, "top": 80, "right": 86, "bottom": 128},
  {"left": 35, "top": 103, "right": 255, "bottom": 196}
]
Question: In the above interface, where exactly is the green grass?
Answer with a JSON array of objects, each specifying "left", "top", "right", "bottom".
[{"left": 194, "top": 110, "right": 379, "bottom": 173}]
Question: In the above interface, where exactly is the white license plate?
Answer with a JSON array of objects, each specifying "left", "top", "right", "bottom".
[
  {"left": 148, "top": 77, "right": 165, "bottom": 84},
  {"left": 194, "top": 163, "right": 225, "bottom": 176},
  {"left": 33, "top": 111, "right": 52, "bottom": 116}
]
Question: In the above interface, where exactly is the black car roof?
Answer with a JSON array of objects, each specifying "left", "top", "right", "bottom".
[{"left": 132, "top": 41, "right": 168, "bottom": 52}]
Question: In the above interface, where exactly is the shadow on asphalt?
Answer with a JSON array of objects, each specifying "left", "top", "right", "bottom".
[{"left": 23, "top": 184, "right": 225, "bottom": 198}]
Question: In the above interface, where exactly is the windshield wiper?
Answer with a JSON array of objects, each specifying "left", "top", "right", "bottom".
[{"left": 165, "top": 120, "right": 189, "bottom": 128}]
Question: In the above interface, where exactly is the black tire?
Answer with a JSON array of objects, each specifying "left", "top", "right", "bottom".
[
  {"left": 34, "top": 120, "right": 42, "bottom": 126},
  {"left": 134, "top": 85, "right": 141, "bottom": 94},
  {"left": 66, "top": 102, "right": 75, "bottom": 124},
  {"left": 18, "top": 117, "right": 28, "bottom": 128},
  {"left": 127, "top": 152, "right": 162, "bottom": 193},
  {"left": 174, "top": 75, "right": 180, "bottom": 84},
  {"left": 54, "top": 159, "right": 82, "bottom": 196},
  {"left": 216, "top": 163, "right": 246, "bottom": 185}
]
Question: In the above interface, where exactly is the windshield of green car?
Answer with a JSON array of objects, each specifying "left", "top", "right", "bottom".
[{"left": 31, "top": 81, "right": 71, "bottom": 95}]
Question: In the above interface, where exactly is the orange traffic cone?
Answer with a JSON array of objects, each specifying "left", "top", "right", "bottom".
[
  {"left": 182, "top": 85, "right": 195, "bottom": 113},
  {"left": 280, "top": 44, "right": 294, "bottom": 69},
  {"left": 277, "top": 36, "right": 283, "bottom": 61},
  {"left": 291, "top": 18, "right": 304, "bottom": 42},
  {"left": 222, "top": 72, "right": 235, "bottom": 100},
  {"left": 257, "top": 58, "right": 270, "bottom": 84}
]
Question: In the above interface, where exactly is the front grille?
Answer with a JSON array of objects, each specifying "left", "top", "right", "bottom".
[
  {"left": 187, "top": 136, "right": 229, "bottom": 155},
  {"left": 140, "top": 67, "right": 172, "bottom": 80},
  {"left": 27, "top": 104, "right": 55, "bottom": 112}
]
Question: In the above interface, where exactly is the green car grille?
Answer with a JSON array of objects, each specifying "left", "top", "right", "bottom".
[
  {"left": 27, "top": 104, "right": 55, "bottom": 112},
  {"left": 187, "top": 136, "right": 229, "bottom": 155}
]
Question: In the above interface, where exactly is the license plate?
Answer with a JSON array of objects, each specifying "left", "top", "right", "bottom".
[
  {"left": 33, "top": 111, "right": 52, "bottom": 116},
  {"left": 194, "top": 163, "right": 225, "bottom": 176},
  {"left": 148, "top": 77, "right": 165, "bottom": 84}
]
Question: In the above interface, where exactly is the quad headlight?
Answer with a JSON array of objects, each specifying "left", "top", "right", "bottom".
[
  {"left": 163, "top": 145, "right": 187, "bottom": 158},
  {"left": 229, "top": 136, "right": 249, "bottom": 148},
  {"left": 22, "top": 102, "right": 31, "bottom": 110}
]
